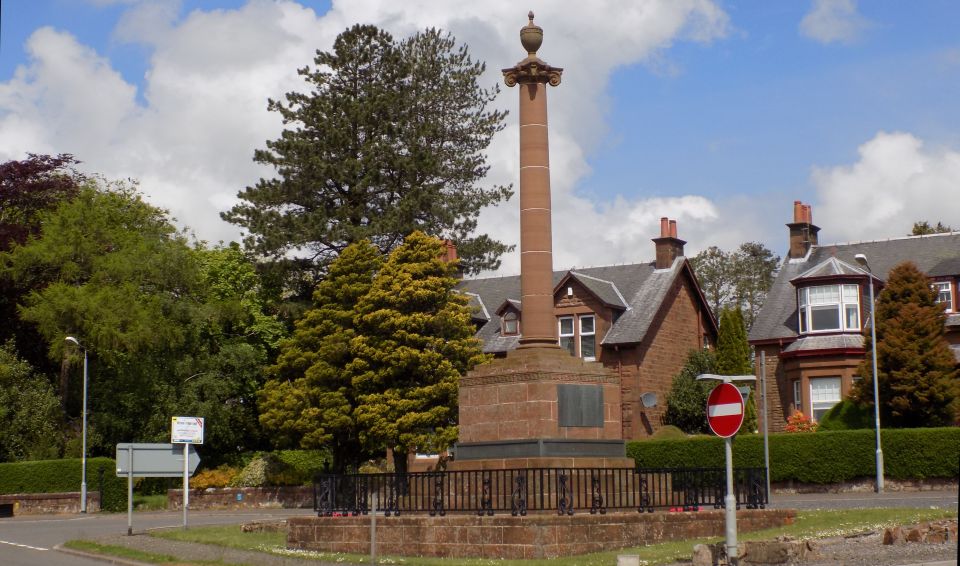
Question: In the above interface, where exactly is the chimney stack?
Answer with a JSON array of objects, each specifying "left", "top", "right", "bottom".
[
  {"left": 653, "top": 217, "right": 686, "bottom": 269},
  {"left": 787, "top": 200, "right": 820, "bottom": 259}
]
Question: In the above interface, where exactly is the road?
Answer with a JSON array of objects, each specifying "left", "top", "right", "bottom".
[
  {"left": 0, "top": 490, "right": 955, "bottom": 565},
  {"left": 0, "top": 508, "right": 316, "bottom": 566}
]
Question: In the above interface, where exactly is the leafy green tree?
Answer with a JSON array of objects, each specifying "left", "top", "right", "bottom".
[
  {"left": 853, "top": 262, "right": 959, "bottom": 427},
  {"left": 715, "top": 307, "right": 757, "bottom": 433},
  {"left": 349, "top": 231, "right": 487, "bottom": 473},
  {"left": 223, "top": 24, "right": 512, "bottom": 292},
  {"left": 0, "top": 154, "right": 85, "bottom": 371},
  {"left": 910, "top": 220, "right": 953, "bottom": 235},
  {"left": 0, "top": 341, "right": 63, "bottom": 461},
  {"left": 664, "top": 349, "right": 716, "bottom": 434},
  {"left": 690, "top": 242, "right": 780, "bottom": 329},
  {"left": 259, "top": 240, "right": 383, "bottom": 472},
  {"left": 2, "top": 183, "right": 284, "bottom": 462}
]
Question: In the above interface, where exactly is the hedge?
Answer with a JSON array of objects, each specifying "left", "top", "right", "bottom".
[
  {"left": 627, "top": 427, "right": 960, "bottom": 484},
  {"left": 0, "top": 457, "right": 127, "bottom": 511}
]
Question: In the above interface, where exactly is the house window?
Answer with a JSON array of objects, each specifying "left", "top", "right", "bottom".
[
  {"left": 558, "top": 314, "right": 597, "bottom": 360},
  {"left": 809, "top": 377, "right": 841, "bottom": 422},
  {"left": 559, "top": 316, "right": 575, "bottom": 356},
  {"left": 798, "top": 284, "right": 860, "bottom": 333},
  {"left": 793, "top": 380, "right": 801, "bottom": 413},
  {"left": 580, "top": 315, "right": 596, "bottom": 361},
  {"left": 933, "top": 281, "right": 953, "bottom": 312},
  {"left": 502, "top": 311, "right": 519, "bottom": 335}
]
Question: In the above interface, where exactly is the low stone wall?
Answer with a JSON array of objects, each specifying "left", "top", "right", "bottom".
[
  {"left": 0, "top": 492, "right": 100, "bottom": 515},
  {"left": 167, "top": 486, "right": 313, "bottom": 510},
  {"left": 772, "top": 477, "right": 958, "bottom": 494},
  {"left": 287, "top": 509, "right": 795, "bottom": 559}
]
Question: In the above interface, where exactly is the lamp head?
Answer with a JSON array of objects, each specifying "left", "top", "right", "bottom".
[
  {"left": 65, "top": 336, "right": 81, "bottom": 347},
  {"left": 854, "top": 253, "right": 868, "bottom": 267}
]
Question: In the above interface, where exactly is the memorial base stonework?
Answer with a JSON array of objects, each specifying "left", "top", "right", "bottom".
[{"left": 287, "top": 509, "right": 795, "bottom": 559}]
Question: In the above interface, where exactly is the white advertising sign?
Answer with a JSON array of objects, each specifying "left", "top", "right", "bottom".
[{"left": 171, "top": 416, "right": 204, "bottom": 444}]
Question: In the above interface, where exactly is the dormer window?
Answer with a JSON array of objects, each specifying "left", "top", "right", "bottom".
[
  {"left": 933, "top": 281, "right": 953, "bottom": 312},
  {"left": 502, "top": 311, "right": 519, "bottom": 335},
  {"left": 558, "top": 314, "right": 597, "bottom": 361},
  {"left": 798, "top": 284, "right": 860, "bottom": 333}
]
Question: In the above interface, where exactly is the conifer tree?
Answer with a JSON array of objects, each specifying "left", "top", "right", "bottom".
[
  {"left": 349, "top": 231, "right": 487, "bottom": 473},
  {"left": 853, "top": 262, "right": 958, "bottom": 427},
  {"left": 259, "top": 240, "right": 382, "bottom": 471},
  {"left": 664, "top": 349, "right": 716, "bottom": 434},
  {"left": 715, "top": 307, "right": 757, "bottom": 433},
  {"left": 223, "top": 24, "right": 512, "bottom": 290}
]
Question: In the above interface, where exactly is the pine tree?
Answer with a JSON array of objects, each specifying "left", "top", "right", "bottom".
[
  {"left": 664, "top": 349, "right": 716, "bottom": 434},
  {"left": 259, "top": 240, "right": 382, "bottom": 472},
  {"left": 349, "top": 231, "right": 487, "bottom": 473},
  {"left": 853, "top": 262, "right": 959, "bottom": 427},
  {"left": 223, "top": 25, "right": 512, "bottom": 291},
  {"left": 715, "top": 307, "right": 757, "bottom": 433}
]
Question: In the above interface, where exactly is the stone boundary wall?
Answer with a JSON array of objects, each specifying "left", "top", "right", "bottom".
[
  {"left": 772, "top": 477, "right": 957, "bottom": 494},
  {"left": 287, "top": 509, "right": 795, "bottom": 559},
  {"left": 167, "top": 486, "right": 313, "bottom": 510},
  {"left": 0, "top": 492, "right": 100, "bottom": 515}
]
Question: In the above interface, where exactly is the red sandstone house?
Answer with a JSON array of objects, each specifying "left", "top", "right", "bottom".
[
  {"left": 749, "top": 201, "right": 960, "bottom": 432},
  {"left": 457, "top": 218, "right": 718, "bottom": 439}
]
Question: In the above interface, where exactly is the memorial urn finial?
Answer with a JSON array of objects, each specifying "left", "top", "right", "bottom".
[{"left": 520, "top": 11, "right": 543, "bottom": 56}]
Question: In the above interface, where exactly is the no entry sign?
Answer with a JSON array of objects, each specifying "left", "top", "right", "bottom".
[{"left": 707, "top": 382, "right": 745, "bottom": 438}]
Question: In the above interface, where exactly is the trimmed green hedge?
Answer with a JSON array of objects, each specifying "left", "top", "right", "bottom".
[
  {"left": 627, "top": 428, "right": 960, "bottom": 484},
  {"left": 0, "top": 457, "right": 127, "bottom": 511}
]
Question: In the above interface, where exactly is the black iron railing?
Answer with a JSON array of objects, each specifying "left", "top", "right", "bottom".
[{"left": 313, "top": 467, "right": 767, "bottom": 517}]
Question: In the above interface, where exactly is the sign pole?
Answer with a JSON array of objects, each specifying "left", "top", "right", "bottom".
[
  {"left": 127, "top": 447, "right": 133, "bottom": 536},
  {"left": 182, "top": 443, "right": 189, "bottom": 530},
  {"left": 761, "top": 351, "right": 771, "bottom": 498},
  {"left": 724, "top": 436, "right": 737, "bottom": 564}
]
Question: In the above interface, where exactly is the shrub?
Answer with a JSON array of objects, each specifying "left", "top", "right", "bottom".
[
  {"left": 0, "top": 457, "right": 127, "bottom": 511},
  {"left": 784, "top": 411, "right": 818, "bottom": 433},
  {"left": 627, "top": 427, "right": 960, "bottom": 484},
  {"left": 651, "top": 425, "right": 686, "bottom": 440},
  {"left": 818, "top": 400, "right": 873, "bottom": 431},
  {"left": 191, "top": 465, "right": 240, "bottom": 489}
]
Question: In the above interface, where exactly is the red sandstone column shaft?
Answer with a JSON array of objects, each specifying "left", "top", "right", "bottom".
[{"left": 503, "top": 12, "right": 563, "bottom": 348}]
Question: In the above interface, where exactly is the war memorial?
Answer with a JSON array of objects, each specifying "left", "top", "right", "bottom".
[{"left": 287, "top": 13, "right": 792, "bottom": 560}]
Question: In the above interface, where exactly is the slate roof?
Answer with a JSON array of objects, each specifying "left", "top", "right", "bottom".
[
  {"left": 782, "top": 334, "right": 864, "bottom": 353},
  {"left": 750, "top": 232, "right": 960, "bottom": 343},
  {"left": 458, "top": 258, "right": 708, "bottom": 353}
]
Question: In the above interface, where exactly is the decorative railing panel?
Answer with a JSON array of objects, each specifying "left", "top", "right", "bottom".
[{"left": 313, "top": 467, "right": 767, "bottom": 516}]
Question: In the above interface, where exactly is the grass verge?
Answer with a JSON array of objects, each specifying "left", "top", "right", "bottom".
[
  {"left": 134, "top": 494, "right": 169, "bottom": 511},
  {"left": 84, "top": 507, "right": 957, "bottom": 566},
  {"left": 63, "top": 539, "right": 185, "bottom": 563}
]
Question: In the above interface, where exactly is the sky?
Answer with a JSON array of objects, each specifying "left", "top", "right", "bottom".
[{"left": 1, "top": 0, "right": 959, "bottom": 276}]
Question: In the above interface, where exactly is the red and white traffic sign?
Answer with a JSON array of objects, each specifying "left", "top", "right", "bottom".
[{"left": 707, "top": 382, "right": 745, "bottom": 438}]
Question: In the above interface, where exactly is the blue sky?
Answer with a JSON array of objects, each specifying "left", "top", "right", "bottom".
[{"left": 1, "top": 1, "right": 959, "bottom": 274}]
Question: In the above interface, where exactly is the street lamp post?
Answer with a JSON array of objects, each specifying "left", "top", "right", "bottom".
[
  {"left": 65, "top": 336, "right": 89, "bottom": 513},
  {"left": 854, "top": 253, "right": 884, "bottom": 493}
]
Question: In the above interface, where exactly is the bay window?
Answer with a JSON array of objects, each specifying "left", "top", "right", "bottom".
[
  {"left": 798, "top": 284, "right": 860, "bottom": 333},
  {"left": 809, "top": 377, "right": 841, "bottom": 421}
]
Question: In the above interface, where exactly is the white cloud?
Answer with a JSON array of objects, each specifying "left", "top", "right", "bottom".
[
  {"left": 799, "top": 0, "right": 871, "bottom": 45},
  {"left": 0, "top": 0, "right": 733, "bottom": 268},
  {"left": 812, "top": 131, "right": 960, "bottom": 243}
]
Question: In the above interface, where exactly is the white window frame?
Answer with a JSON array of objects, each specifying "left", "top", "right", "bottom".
[
  {"left": 933, "top": 281, "right": 954, "bottom": 312},
  {"left": 558, "top": 314, "right": 597, "bottom": 361},
  {"left": 580, "top": 315, "right": 596, "bottom": 362},
  {"left": 809, "top": 377, "right": 841, "bottom": 422},
  {"left": 502, "top": 311, "right": 519, "bottom": 335},
  {"left": 797, "top": 284, "right": 860, "bottom": 334},
  {"left": 793, "top": 380, "right": 801, "bottom": 413},
  {"left": 558, "top": 316, "right": 575, "bottom": 356}
]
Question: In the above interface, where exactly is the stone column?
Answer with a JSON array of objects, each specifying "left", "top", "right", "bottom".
[{"left": 502, "top": 12, "right": 563, "bottom": 348}]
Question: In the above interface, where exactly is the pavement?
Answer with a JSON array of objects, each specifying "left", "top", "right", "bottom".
[{"left": 0, "top": 488, "right": 955, "bottom": 565}]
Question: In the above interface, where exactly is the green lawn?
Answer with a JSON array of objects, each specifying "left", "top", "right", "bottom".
[{"left": 140, "top": 507, "right": 957, "bottom": 566}]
